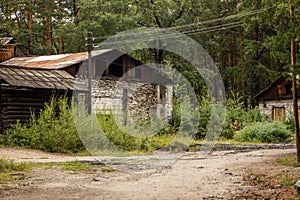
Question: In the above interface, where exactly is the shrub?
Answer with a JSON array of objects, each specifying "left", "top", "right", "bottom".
[
  {"left": 197, "top": 95, "right": 212, "bottom": 139},
  {"left": 1, "top": 96, "right": 84, "bottom": 153},
  {"left": 94, "top": 113, "right": 176, "bottom": 153},
  {"left": 284, "top": 110, "right": 295, "bottom": 133},
  {"left": 222, "top": 102, "right": 266, "bottom": 139},
  {"left": 233, "top": 122, "right": 292, "bottom": 143},
  {"left": 194, "top": 93, "right": 266, "bottom": 140}
]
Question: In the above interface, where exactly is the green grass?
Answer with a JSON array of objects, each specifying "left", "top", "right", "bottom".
[
  {"left": 276, "top": 154, "right": 300, "bottom": 187},
  {"left": 0, "top": 159, "right": 29, "bottom": 172},
  {"left": 36, "top": 161, "right": 91, "bottom": 172},
  {"left": 279, "top": 176, "right": 298, "bottom": 187},
  {"left": 0, "top": 159, "right": 30, "bottom": 185},
  {"left": 0, "top": 159, "right": 93, "bottom": 182},
  {"left": 276, "top": 155, "right": 300, "bottom": 167},
  {"left": 188, "top": 139, "right": 268, "bottom": 151},
  {"left": 101, "top": 167, "right": 116, "bottom": 173},
  {"left": 0, "top": 158, "right": 116, "bottom": 192},
  {"left": 35, "top": 161, "right": 117, "bottom": 175},
  {"left": 61, "top": 161, "right": 90, "bottom": 171}
]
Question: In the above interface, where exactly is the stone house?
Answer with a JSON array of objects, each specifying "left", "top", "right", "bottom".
[
  {"left": 0, "top": 48, "right": 173, "bottom": 132},
  {"left": 254, "top": 76, "right": 300, "bottom": 122},
  {"left": 75, "top": 49, "right": 173, "bottom": 123}
]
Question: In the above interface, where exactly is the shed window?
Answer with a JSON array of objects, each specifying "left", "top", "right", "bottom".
[
  {"left": 108, "top": 65, "right": 123, "bottom": 77},
  {"left": 106, "top": 57, "right": 123, "bottom": 77},
  {"left": 158, "top": 85, "right": 166, "bottom": 104},
  {"left": 285, "top": 83, "right": 292, "bottom": 94},
  {"left": 272, "top": 107, "right": 285, "bottom": 122}
]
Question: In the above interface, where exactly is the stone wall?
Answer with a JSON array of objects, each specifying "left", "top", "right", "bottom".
[
  {"left": 257, "top": 99, "right": 300, "bottom": 121},
  {"left": 128, "top": 83, "right": 158, "bottom": 122},
  {"left": 92, "top": 79, "right": 122, "bottom": 113},
  {"left": 91, "top": 79, "right": 172, "bottom": 123}
]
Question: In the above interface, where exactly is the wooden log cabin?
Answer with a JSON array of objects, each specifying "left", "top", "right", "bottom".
[
  {"left": 0, "top": 48, "right": 173, "bottom": 133},
  {"left": 254, "top": 76, "right": 300, "bottom": 122}
]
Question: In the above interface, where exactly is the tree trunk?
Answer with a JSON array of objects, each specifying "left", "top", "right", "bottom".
[
  {"left": 240, "top": 30, "right": 245, "bottom": 95},
  {"left": 290, "top": 0, "right": 300, "bottom": 162},
  {"left": 27, "top": 0, "right": 33, "bottom": 55},
  {"left": 73, "top": 0, "right": 80, "bottom": 24},
  {"left": 58, "top": 29, "right": 63, "bottom": 54},
  {"left": 227, "top": 40, "right": 234, "bottom": 92},
  {"left": 45, "top": 3, "right": 51, "bottom": 55},
  {"left": 8, "top": 2, "right": 12, "bottom": 25}
]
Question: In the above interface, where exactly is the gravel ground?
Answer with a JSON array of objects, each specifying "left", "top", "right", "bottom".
[{"left": 0, "top": 146, "right": 296, "bottom": 199}]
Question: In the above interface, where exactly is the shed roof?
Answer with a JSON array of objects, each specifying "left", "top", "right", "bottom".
[
  {"left": 0, "top": 65, "right": 86, "bottom": 91},
  {"left": 0, "top": 37, "right": 14, "bottom": 46},
  {"left": 253, "top": 77, "right": 284, "bottom": 100},
  {"left": 0, "top": 49, "right": 114, "bottom": 70}
]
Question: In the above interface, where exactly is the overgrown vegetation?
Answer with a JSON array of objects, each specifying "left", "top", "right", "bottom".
[
  {"left": 1, "top": 96, "right": 84, "bottom": 153},
  {"left": 93, "top": 113, "right": 175, "bottom": 152},
  {"left": 233, "top": 122, "right": 292, "bottom": 143},
  {"left": 222, "top": 96, "right": 267, "bottom": 139},
  {"left": 196, "top": 93, "right": 268, "bottom": 140},
  {"left": 0, "top": 96, "right": 177, "bottom": 154},
  {"left": 0, "top": 93, "right": 293, "bottom": 154}
]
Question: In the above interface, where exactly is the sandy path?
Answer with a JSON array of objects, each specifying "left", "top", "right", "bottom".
[{"left": 0, "top": 147, "right": 296, "bottom": 199}]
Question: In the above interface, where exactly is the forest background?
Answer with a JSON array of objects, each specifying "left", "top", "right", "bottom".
[{"left": 1, "top": 0, "right": 300, "bottom": 101}]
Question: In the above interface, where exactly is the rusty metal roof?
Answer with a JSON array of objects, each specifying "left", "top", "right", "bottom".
[
  {"left": 0, "top": 65, "right": 87, "bottom": 91},
  {"left": 1, "top": 49, "right": 114, "bottom": 69}
]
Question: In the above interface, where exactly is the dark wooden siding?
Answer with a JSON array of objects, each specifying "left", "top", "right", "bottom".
[
  {"left": 255, "top": 78, "right": 300, "bottom": 101},
  {"left": 0, "top": 87, "right": 69, "bottom": 133},
  {"left": 73, "top": 55, "right": 139, "bottom": 79}
]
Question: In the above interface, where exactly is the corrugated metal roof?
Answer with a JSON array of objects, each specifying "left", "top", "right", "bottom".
[
  {"left": 0, "top": 65, "right": 87, "bottom": 91},
  {"left": 1, "top": 49, "right": 114, "bottom": 69}
]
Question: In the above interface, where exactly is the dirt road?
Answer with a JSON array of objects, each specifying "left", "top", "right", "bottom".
[{"left": 0, "top": 147, "right": 296, "bottom": 199}]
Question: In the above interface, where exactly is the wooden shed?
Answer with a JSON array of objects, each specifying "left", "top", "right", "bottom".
[
  {"left": 0, "top": 65, "right": 85, "bottom": 133},
  {"left": 254, "top": 76, "right": 300, "bottom": 122}
]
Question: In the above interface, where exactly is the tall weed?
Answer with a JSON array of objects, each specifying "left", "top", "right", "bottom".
[
  {"left": 194, "top": 93, "right": 266, "bottom": 140},
  {"left": 94, "top": 113, "right": 175, "bottom": 153},
  {"left": 2, "top": 96, "right": 84, "bottom": 153}
]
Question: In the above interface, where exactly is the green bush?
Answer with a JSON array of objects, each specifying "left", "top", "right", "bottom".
[
  {"left": 233, "top": 122, "right": 292, "bottom": 143},
  {"left": 284, "top": 110, "right": 295, "bottom": 133},
  {"left": 197, "top": 95, "right": 212, "bottom": 139},
  {"left": 194, "top": 93, "right": 266, "bottom": 140},
  {"left": 222, "top": 98, "right": 266, "bottom": 139},
  {"left": 1, "top": 96, "right": 84, "bottom": 153},
  {"left": 94, "top": 113, "right": 176, "bottom": 153}
]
